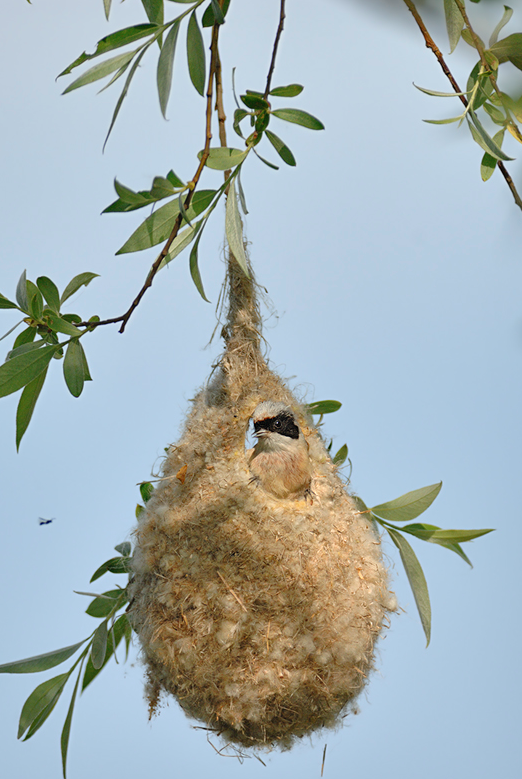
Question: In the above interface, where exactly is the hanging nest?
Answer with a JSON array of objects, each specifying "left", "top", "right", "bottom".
[{"left": 128, "top": 253, "right": 396, "bottom": 749}]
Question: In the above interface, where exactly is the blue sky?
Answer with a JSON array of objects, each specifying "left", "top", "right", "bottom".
[{"left": 1, "top": 1, "right": 521, "bottom": 777}]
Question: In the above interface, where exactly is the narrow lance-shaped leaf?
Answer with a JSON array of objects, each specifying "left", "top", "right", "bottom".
[
  {"left": 189, "top": 221, "right": 210, "bottom": 302},
  {"left": 187, "top": 10, "right": 206, "bottom": 96},
  {"left": 481, "top": 129, "right": 504, "bottom": 181},
  {"left": 58, "top": 24, "right": 158, "bottom": 77},
  {"left": 489, "top": 5, "right": 514, "bottom": 47},
  {"left": 0, "top": 293, "right": 18, "bottom": 310},
  {"left": 86, "top": 589, "right": 127, "bottom": 618},
  {"left": 201, "top": 147, "right": 248, "bottom": 170},
  {"left": 468, "top": 114, "right": 514, "bottom": 161},
  {"left": 306, "top": 400, "right": 342, "bottom": 415},
  {"left": 265, "top": 130, "right": 296, "bottom": 166},
  {"left": 104, "top": 47, "right": 149, "bottom": 149},
  {"left": 63, "top": 340, "right": 85, "bottom": 398},
  {"left": 332, "top": 444, "right": 348, "bottom": 466},
  {"left": 16, "top": 366, "right": 48, "bottom": 450},
  {"left": 61, "top": 664, "right": 83, "bottom": 779},
  {"left": 36, "top": 277, "right": 60, "bottom": 312},
  {"left": 202, "top": 0, "right": 230, "bottom": 26},
  {"left": 237, "top": 169, "right": 248, "bottom": 214},
  {"left": 271, "top": 108, "right": 325, "bottom": 130},
  {"left": 45, "top": 313, "right": 81, "bottom": 338},
  {"left": 157, "top": 20, "right": 180, "bottom": 118},
  {"left": 253, "top": 148, "right": 279, "bottom": 170},
  {"left": 61, "top": 273, "right": 99, "bottom": 305},
  {"left": 117, "top": 190, "right": 216, "bottom": 254},
  {"left": 0, "top": 346, "right": 59, "bottom": 399},
  {"left": 443, "top": 0, "right": 465, "bottom": 53},
  {"left": 141, "top": 0, "right": 164, "bottom": 26},
  {"left": 18, "top": 673, "right": 70, "bottom": 739},
  {"left": 22, "top": 695, "right": 61, "bottom": 742},
  {"left": 370, "top": 482, "right": 442, "bottom": 522},
  {"left": 225, "top": 178, "right": 249, "bottom": 277},
  {"left": 82, "top": 614, "right": 128, "bottom": 691},
  {"left": 386, "top": 527, "right": 431, "bottom": 646},
  {"left": 0, "top": 641, "right": 86, "bottom": 674},
  {"left": 62, "top": 50, "right": 138, "bottom": 94},
  {"left": 16, "top": 270, "right": 29, "bottom": 312},
  {"left": 158, "top": 221, "right": 201, "bottom": 270},
  {"left": 270, "top": 84, "right": 304, "bottom": 97},
  {"left": 91, "top": 622, "right": 109, "bottom": 670},
  {"left": 90, "top": 556, "right": 130, "bottom": 583},
  {"left": 13, "top": 326, "right": 36, "bottom": 349}
]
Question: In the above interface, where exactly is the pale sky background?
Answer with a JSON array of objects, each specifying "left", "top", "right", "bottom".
[{"left": 1, "top": 1, "right": 521, "bottom": 777}]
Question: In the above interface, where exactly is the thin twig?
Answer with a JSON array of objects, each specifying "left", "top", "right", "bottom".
[
  {"left": 403, "top": 0, "right": 522, "bottom": 212},
  {"left": 75, "top": 23, "right": 223, "bottom": 333},
  {"left": 263, "top": 0, "right": 286, "bottom": 99}
]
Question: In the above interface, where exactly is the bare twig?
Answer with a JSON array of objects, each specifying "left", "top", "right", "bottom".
[
  {"left": 403, "top": 0, "right": 522, "bottom": 212},
  {"left": 263, "top": 0, "right": 286, "bottom": 99}
]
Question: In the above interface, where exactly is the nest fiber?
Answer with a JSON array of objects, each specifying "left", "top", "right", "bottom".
[{"left": 129, "top": 257, "right": 395, "bottom": 748}]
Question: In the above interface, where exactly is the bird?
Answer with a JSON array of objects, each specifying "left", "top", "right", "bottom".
[{"left": 248, "top": 401, "right": 312, "bottom": 499}]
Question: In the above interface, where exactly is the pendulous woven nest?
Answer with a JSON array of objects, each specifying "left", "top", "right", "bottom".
[{"left": 128, "top": 254, "right": 396, "bottom": 748}]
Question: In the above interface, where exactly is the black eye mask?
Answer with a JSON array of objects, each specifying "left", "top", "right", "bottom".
[{"left": 254, "top": 412, "right": 299, "bottom": 440}]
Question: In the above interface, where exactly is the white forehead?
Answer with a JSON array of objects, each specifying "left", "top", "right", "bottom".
[{"left": 251, "top": 401, "right": 294, "bottom": 423}]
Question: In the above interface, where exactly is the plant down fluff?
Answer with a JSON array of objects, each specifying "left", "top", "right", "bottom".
[{"left": 128, "top": 254, "right": 396, "bottom": 748}]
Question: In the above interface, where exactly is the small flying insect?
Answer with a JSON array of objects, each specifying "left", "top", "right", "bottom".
[{"left": 38, "top": 517, "right": 55, "bottom": 526}]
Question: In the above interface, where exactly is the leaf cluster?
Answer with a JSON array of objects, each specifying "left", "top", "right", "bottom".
[
  {"left": 0, "top": 541, "right": 133, "bottom": 778},
  {"left": 0, "top": 271, "right": 99, "bottom": 448},
  {"left": 421, "top": 2, "right": 522, "bottom": 180}
]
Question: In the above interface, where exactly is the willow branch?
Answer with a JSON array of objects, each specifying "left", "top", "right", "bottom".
[
  {"left": 263, "top": 0, "right": 286, "bottom": 99},
  {"left": 76, "top": 23, "right": 223, "bottom": 333},
  {"left": 403, "top": 0, "right": 522, "bottom": 212}
]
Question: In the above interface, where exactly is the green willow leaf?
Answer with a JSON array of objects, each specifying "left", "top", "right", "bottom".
[
  {"left": 45, "top": 313, "right": 81, "bottom": 338},
  {"left": 269, "top": 84, "right": 304, "bottom": 97},
  {"left": 233, "top": 108, "right": 248, "bottom": 137},
  {"left": 91, "top": 622, "right": 109, "bottom": 670},
  {"left": 22, "top": 697, "right": 60, "bottom": 741},
  {"left": 82, "top": 614, "right": 128, "bottom": 691},
  {"left": 115, "top": 542, "right": 132, "bottom": 556},
  {"left": 159, "top": 221, "right": 201, "bottom": 270},
  {"left": 0, "top": 345, "right": 59, "bottom": 399},
  {"left": 103, "top": 0, "right": 112, "bottom": 21},
  {"left": 237, "top": 169, "right": 248, "bottom": 214},
  {"left": 90, "top": 557, "right": 130, "bottom": 583},
  {"left": 253, "top": 148, "right": 279, "bottom": 169},
  {"left": 481, "top": 129, "right": 505, "bottom": 180},
  {"left": 13, "top": 326, "right": 36, "bottom": 349},
  {"left": 187, "top": 10, "right": 206, "bottom": 96},
  {"left": 36, "top": 277, "right": 60, "bottom": 312},
  {"left": 117, "top": 190, "right": 215, "bottom": 253},
  {"left": 63, "top": 340, "right": 85, "bottom": 398},
  {"left": 16, "top": 270, "right": 29, "bottom": 313},
  {"left": 225, "top": 178, "right": 249, "bottom": 277},
  {"left": 62, "top": 50, "right": 138, "bottom": 94},
  {"left": 0, "top": 293, "right": 18, "bottom": 310},
  {"left": 140, "top": 482, "right": 155, "bottom": 503},
  {"left": 443, "top": 0, "right": 465, "bottom": 53},
  {"left": 265, "top": 129, "right": 296, "bottom": 166},
  {"left": 18, "top": 673, "right": 70, "bottom": 739},
  {"left": 0, "top": 641, "right": 86, "bottom": 674},
  {"left": 468, "top": 114, "right": 514, "bottom": 161},
  {"left": 332, "top": 444, "right": 348, "bottom": 466},
  {"left": 104, "top": 47, "right": 149, "bottom": 149},
  {"left": 413, "top": 83, "right": 471, "bottom": 98},
  {"left": 306, "top": 400, "right": 342, "bottom": 415},
  {"left": 490, "top": 33, "right": 522, "bottom": 70},
  {"left": 60, "top": 273, "right": 99, "bottom": 305},
  {"left": 61, "top": 664, "right": 82, "bottom": 779},
  {"left": 26, "top": 281, "right": 43, "bottom": 319},
  {"left": 141, "top": 0, "right": 164, "bottom": 26},
  {"left": 489, "top": 6, "right": 514, "bottom": 47},
  {"left": 271, "top": 108, "right": 325, "bottom": 130},
  {"left": 16, "top": 366, "right": 48, "bottom": 450},
  {"left": 85, "top": 589, "right": 127, "bottom": 618},
  {"left": 58, "top": 24, "right": 157, "bottom": 77},
  {"left": 189, "top": 221, "right": 210, "bottom": 302},
  {"left": 386, "top": 527, "right": 431, "bottom": 646},
  {"left": 240, "top": 93, "right": 269, "bottom": 110},
  {"left": 157, "top": 20, "right": 181, "bottom": 118},
  {"left": 371, "top": 482, "right": 442, "bottom": 522},
  {"left": 423, "top": 115, "right": 464, "bottom": 125},
  {"left": 202, "top": 0, "right": 230, "bottom": 26},
  {"left": 201, "top": 147, "right": 248, "bottom": 170}
]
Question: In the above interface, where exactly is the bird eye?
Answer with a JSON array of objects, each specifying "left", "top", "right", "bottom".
[{"left": 274, "top": 419, "right": 282, "bottom": 428}]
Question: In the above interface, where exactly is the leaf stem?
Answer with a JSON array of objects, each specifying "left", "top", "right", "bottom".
[{"left": 402, "top": 0, "right": 522, "bottom": 212}]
